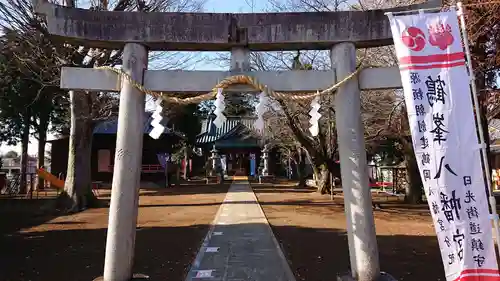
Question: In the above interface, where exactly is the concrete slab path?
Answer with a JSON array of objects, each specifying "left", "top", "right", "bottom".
[{"left": 184, "top": 180, "right": 296, "bottom": 281}]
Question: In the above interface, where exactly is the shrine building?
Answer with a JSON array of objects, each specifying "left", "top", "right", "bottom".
[{"left": 48, "top": 114, "right": 283, "bottom": 183}]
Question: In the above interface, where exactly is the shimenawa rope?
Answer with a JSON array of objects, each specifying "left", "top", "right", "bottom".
[{"left": 95, "top": 63, "right": 364, "bottom": 104}]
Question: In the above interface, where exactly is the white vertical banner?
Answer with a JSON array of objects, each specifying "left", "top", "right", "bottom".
[{"left": 388, "top": 11, "right": 500, "bottom": 281}]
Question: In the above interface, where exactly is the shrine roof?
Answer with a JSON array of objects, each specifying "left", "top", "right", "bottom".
[
  {"left": 93, "top": 111, "right": 184, "bottom": 139},
  {"left": 196, "top": 117, "right": 261, "bottom": 145}
]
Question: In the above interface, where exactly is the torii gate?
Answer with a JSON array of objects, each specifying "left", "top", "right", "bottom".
[{"left": 33, "top": 0, "right": 442, "bottom": 280}]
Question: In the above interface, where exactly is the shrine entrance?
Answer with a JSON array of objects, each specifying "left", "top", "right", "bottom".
[
  {"left": 34, "top": 0, "right": 442, "bottom": 280},
  {"left": 224, "top": 152, "right": 251, "bottom": 175},
  {"left": 195, "top": 117, "right": 264, "bottom": 177}
]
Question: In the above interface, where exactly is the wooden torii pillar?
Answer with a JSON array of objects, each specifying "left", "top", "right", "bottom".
[{"left": 33, "top": 1, "right": 442, "bottom": 280}]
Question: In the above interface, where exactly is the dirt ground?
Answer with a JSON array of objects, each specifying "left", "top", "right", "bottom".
[
  {"left": 0, "top": 184, "right": 229, "bottom": 281},
  {"left": 0, "top": 180, "right": 454, "bottom": 281},
  {"left": 252, "top": 183, "right": 443, "bottom": 281}
]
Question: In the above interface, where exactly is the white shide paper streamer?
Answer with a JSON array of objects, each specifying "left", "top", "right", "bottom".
[
  {"left": 213, "top": 88, "right": 226, "bottom": 128},
  {"left": 254, "top": 91, "right": 269, "bottom": 132},
  {"left": 149, "top": 98, "right": 165, "bottom": 139},
  {"left": 308, "top": 94, "right": 321, "bottom": 136}
]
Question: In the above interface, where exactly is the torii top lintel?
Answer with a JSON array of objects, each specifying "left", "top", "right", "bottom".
[{"left": 34, "top": 0, "right": 441, "bottom": 52}]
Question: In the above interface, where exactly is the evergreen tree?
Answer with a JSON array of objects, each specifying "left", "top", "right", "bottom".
[
  {"left": 0, "top": 30, "right": 68, "bottom": 193},
  {"left": 225, "top": 93, "right": 257, "bottom": 116},
  {"left": 198, "top": 93, "right": 256, "bottom": 117}
]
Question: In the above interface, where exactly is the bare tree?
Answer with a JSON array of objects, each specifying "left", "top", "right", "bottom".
[
  {"left": 463, "top": 0, "right": 500, "bottom": 170},
  {"left": 0, "top": 0, "right": 205, "bottom": 211},
  {"left": 210, "top": 34, "right": 397, "bottom": 194},
  {"left": 253, "top": 0, "right": 431, "bottom": 202}
]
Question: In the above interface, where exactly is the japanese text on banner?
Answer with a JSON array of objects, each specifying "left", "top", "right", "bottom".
[{"left": 389, "top": 11, "right": 499, "bottom": 281}]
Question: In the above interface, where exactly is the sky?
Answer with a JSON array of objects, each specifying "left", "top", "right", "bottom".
[
  {"left": 205, "top": 0, "right": 266, "bottom": 12},
  {"left": 0, "top": 0, "right": 269, "bottom": 156},
  {"left": 185, "top": 0, "right": 268, "bottom": 71}
]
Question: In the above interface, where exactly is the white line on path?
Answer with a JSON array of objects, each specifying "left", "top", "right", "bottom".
[
  {"left": 195, "top": 270, "right": 214, "bottom": 278},
  {"left": 205, "top": 247, "right": 219, "bottom": 253}
]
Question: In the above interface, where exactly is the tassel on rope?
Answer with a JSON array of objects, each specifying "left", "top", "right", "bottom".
[
  {"left": 213, "top": 88, "right": 226, "bottom": 128},
  {"left": 149, "top": 98, "right": 166, "bottom": 139},
  {"left": 309, "top": 94, "right": 321, "bottom": 137},
  {"left": 254, "top": 91, "right": 269, "bottom": 132}
]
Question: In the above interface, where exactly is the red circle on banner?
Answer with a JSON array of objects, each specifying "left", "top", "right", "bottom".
[{"left": 401, "top": 27, "right": 426, "bottom": 52}]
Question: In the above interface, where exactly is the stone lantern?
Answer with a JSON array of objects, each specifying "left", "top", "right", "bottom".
[
  {"left": 261, "top": 144, "right": 269, "bottom": 176},
  {"left": 209, "top": 145, "right": 220, "bottom": 176}
]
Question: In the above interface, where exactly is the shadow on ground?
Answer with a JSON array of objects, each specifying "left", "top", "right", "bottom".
[
  {"left": 270, "top": 226, "right": 443, "bottom": 281},
  {"left": 0, "top": 226, "right": 208, "bottom": 281},
  {"left": 138, "top": 180, "right": 306, "bottom": 197},
  {"left": 0, "top": 184, "right": 228, "bottom": 281},
  {"left": 0, "top": 197, "right": 63, "bottom": 234},
  {"left": 0, "top": 223, "right": 444, "bottom": 281},
  {"left": 0, "top": 196, "right": 113, "bottom": 235},
  {"left": 253, "top": 184, "right": 432, "bottom": 216},
  {"left": 252, "top": 183, "right": 444, "bottom": 281},
  {"left": 138, "top": 199, "right": 343, "bottom": 208},
  {"left": 138, "top": 183, "right": 232, "bottom": 196},
  {"left": 0, "top": 182, "right": 445, "bottom": 281}
]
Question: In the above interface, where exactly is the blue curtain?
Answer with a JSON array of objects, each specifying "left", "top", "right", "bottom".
[
  {"left": 250, "top": 153, "right": 256, "bottom": 176},
  {"left": 157, "top": 153, "right": 169, "bottom": 169}
]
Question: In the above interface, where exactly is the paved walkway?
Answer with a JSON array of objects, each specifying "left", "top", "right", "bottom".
[{"left": 184, "top": 180, "right": 296, "bottom": 281}]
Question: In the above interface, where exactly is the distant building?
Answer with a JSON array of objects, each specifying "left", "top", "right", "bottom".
[
  {"left": 49, "top": 112, "right": 184, "bottom": 182},
  {"left": 0, "top": 156, "right": 37, "bottom": 176},
  {"left": 195, "top": 116, "right": 279, "bottom": 176},
  {"left": 489, "top": 119, "right": 500, "bottom": 190},
  {"left": 49, "top": 114, "right": 285, "bottom": 183}
]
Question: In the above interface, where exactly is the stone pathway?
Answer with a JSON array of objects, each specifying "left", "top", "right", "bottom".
[{"left": 184, "top": 180, "right": 296, "bottom": 281}]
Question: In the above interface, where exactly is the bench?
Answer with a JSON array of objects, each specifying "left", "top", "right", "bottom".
[
  {"left": 258, "top": 175, "right": 275, "bottom": 184},
  {"left": 92, "top": 181, "right": 103, "bottom": 196}
]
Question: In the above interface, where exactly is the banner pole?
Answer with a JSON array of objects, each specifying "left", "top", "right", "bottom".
[{"left": 457, "top": 1, "right": 500, "bottom": 255}]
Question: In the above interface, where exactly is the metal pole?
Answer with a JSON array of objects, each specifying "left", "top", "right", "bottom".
[
  {"left": 331, "top": 43, "right": 380, "bottom": 281},
  {"left": 457, "top": 2, "right": 500, "bottom": 258},
  {"left": 328, "top": 94, "right": 334, "bottom": 201},
  {"left": 330, "top": 173, "right": 334, "bottom": 201},
  {"left": 103, "top": 43, "right": 148, "bottom": 281}
]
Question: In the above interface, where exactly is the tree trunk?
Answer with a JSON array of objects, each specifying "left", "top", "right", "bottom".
[
  {"left": 316, "top": 165, "right": 331, "bottom": 194},
  {"left": 307, "top": 160, "right": 321, "bottom": 181},
  {"left": 183, "top": 147, "right": 188, "bottom": 180},
  {"left": 479, "top": 93, "right": 493, "bottom": 172},
  {"left": 304, "top": 149, "right": 319, "bottom": 180},
  {"left": 312, "top": 169, "right": 319, "bottom": 182},
  {"left": 19, "top": 111, "right": 31, "bottom": 194},
  {"left": 401, "top": 137, "right": 423, "bottom": 204},
  {"left": 37, "top": 113, "right": 49, "bottom": 191},
  {"left": 289, "top": 154, "right": 298, "bottom": 180},
  {"left": 297, "top": 147, "right": 306, "bottom": 187},
  {"left": 59, "top": 91, "right": 96, "bottom": 212},
  {"left": 37, "top": 131, "right": 46, "bottom": 190}
]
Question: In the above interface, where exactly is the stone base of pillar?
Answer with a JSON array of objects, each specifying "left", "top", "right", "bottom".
[
  {"left": 93, "top": 273, "right": 150, "bottom": 281},
  {"left": 336, "top": 271, "right": 397, "bottom": 281}
]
